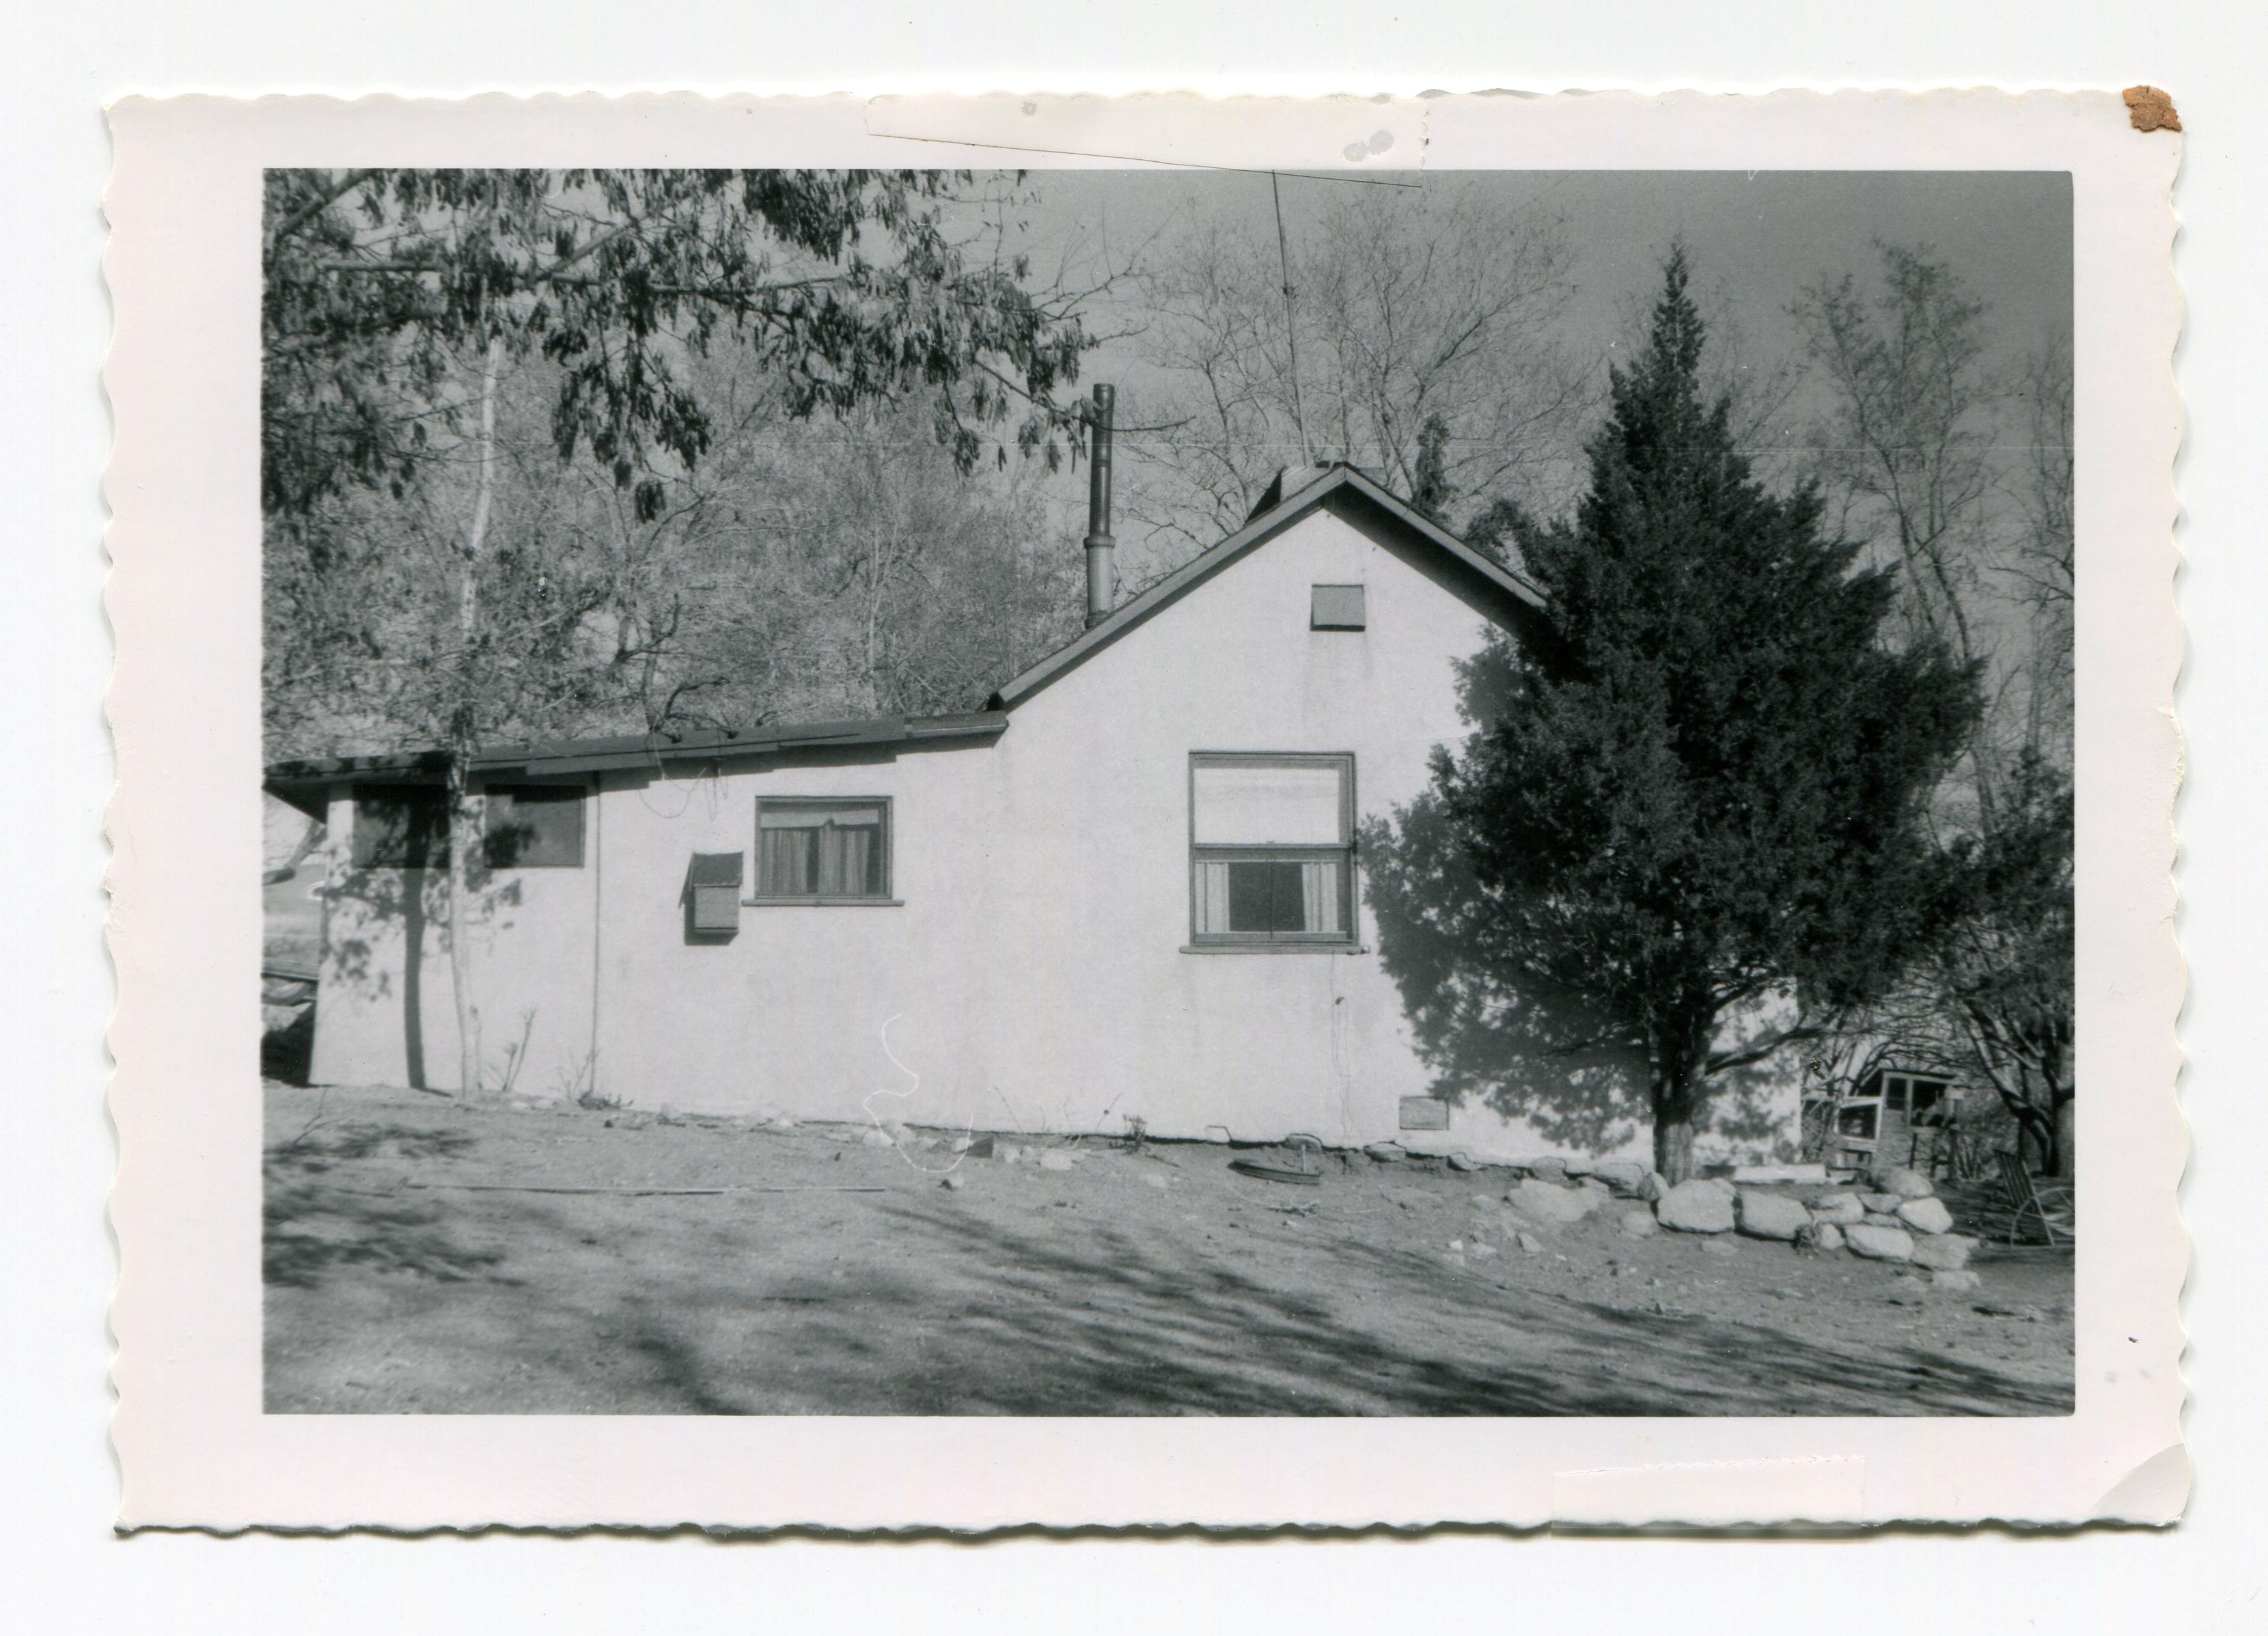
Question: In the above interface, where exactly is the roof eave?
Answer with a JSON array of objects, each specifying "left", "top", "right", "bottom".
[{"left": 263, "top": 710, "right": 1010, "bottom": 790}]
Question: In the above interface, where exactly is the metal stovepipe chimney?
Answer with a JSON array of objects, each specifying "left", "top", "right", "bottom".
[{"left": 1083, "top": 384, "right": 1116, "bottom": 628}]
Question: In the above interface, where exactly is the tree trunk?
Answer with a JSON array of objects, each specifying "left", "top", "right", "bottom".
[
  {"left": 2010, "top": 1099, "right": 2058, "bottom": 1177},
  {"left": 1650, "top": 1040, "right": 1702, "bottom": 1184},
  {"left": 444, "top": 331, "right": 504, "bottom": 1099},
  {"left": 445, "top": 747, "right": 484, "bottom": 1098}
]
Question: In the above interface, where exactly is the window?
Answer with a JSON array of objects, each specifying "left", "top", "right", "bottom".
[
  {"left": 1189, "top": 753, "right": 1355, "bottom": 945},
  {"left": 351, "top": 785, "right": 448, "bottom": 869},
  {"left": 1883, "top": 1075, "right": 1909, "bottom": 1112},
  {"left": 482, "top": 784, "right": 585, "bottom": 868},
  {"left": 754, "top": 799, "right": 892, "bottom": 901},
  {"left": 1834, "top": 1101, "right": 1880, "bottom": 1141},
  {"left": 1311, "top": 584, "right": 1367, "bottom": 630}
]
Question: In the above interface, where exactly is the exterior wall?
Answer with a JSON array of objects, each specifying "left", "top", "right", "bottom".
[
  {"left": 588, "top": 741, "right": 1004, "bottom": 1124},
  {"left": 305, "top": 503, "right": 1802, "bottom": 1162},
  {"left": 307, "top": 787, "right": 601, "bottom": 1097},
  {"left": 971, "top": 505, "right": 1649, "bottom": 1157}
]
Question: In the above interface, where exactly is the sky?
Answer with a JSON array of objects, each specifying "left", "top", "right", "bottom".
[
  {"left": 1005, "top": 165, "right": 2071, "bottom": 393},
  {"left": 936, "top": 167, "right": 2072, "bottom": 564}
]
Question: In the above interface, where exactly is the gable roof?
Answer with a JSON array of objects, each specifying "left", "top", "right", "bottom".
[
  {"left": 986, "top": 462, "right": 1549, "bottom": 712},
  {"left": 265, "top": 467, "right": 1548, "bottom": 810}
]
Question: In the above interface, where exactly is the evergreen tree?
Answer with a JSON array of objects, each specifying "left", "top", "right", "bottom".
[{"left": 1367, "top": 251, "right": 1979, "bottom": 1180}]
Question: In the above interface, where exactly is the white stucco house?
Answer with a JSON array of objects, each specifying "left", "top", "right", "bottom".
[{"left": 265, "top": 455, "right": 1803, "bottom": 1163}]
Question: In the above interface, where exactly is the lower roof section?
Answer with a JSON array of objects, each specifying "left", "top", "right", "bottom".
[{"left": 263, "top": 710, "right": 1009, "bottom": 818}]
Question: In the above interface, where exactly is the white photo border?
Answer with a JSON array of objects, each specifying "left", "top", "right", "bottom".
[{"left": 104, "top": 90, "right": 2184, "bottom": 1529}]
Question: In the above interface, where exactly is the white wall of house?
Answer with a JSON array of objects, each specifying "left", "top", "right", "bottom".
[
  {"left": 308, "top": 792, "right": 602, "bottom": 1099},
  {"left": 304, "top": 501, "right": 1810, "bottom": 1162}
]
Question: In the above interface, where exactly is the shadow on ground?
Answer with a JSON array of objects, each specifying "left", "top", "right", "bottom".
[
  {"left": 659, "top": 1195, "right": 2073, "bottom": 1417},
  {"left": 262, "top": 1103, "right": 2073, "bottom": 1417},
  {"left": 264, "top": 1120, "right": 510, "bottom": 1290}
]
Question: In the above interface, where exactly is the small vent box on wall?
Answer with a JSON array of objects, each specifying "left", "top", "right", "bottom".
[
  {"left": 684, "top": 852, "right": 745, "bottom": 937},
  {"left": 1311, "top": 583, "right": 1367, "bottom": 630},
  {"left": 1398, "top": 1096, "right": 1450, "bottom": 1131}
]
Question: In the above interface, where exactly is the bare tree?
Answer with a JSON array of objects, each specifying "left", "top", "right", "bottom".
[
  {"left": 2006, "top": 337, "right": 2076, "bottom": 763},
  {"left": 1122, "top": 176, "right": 1588, "bottom": 555},
  {"left": 1795, "top": 247, "right": 2076, "bottom": 1176},
  {"left": 1796, "top": 245, "right": 1998, "bottom": 674}
]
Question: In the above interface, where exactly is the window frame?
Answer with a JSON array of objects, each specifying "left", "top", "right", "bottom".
[
  {"left": 748, "top": 795, "right": 898, "bottom": 906},
  {"left": 1186, "top": 751, "right": 1359, "bottom": 949},
  {"left": 480, "top": 781, "right": 588, "bottom": 870}
]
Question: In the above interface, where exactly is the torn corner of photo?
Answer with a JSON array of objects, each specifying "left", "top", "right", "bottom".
[{"left": 105, "top": 89, "right": 2183, "bottom": 1534}]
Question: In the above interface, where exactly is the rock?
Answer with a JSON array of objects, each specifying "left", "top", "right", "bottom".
[
  {"left": 1928, "top": 1268, "right": 1982, "bottom": 1294},
  {"left": 1588, "top": 1159, "right": 1650, "bottom": 1195},
  {"left": 1039, "top": 1150, "right": 1077, "bottom": 1171},
  {"left": 1517, "top": 1232, "right": 1544, "bottom": 1254},
  {"left": 1471, "top": 1240, "right": 1498, "bottom": 1258},
  {"left": 1859, "top": 1192, "right": 1903, "bottom": 1214},
  {"left": 859, "top": 1126, "right": 895, "bottom": 1148},
  {"left": 1809, "top": 1193, "right": 1866, "bottom": 1225},
  {"left": 1448, "top": 1238, "right": 1465, "bottom": 1253},
  {"left": 1702, "top": 1238, "right": 1739, "bottom": 1259},
  {"left": 1655, "top": 1179, "right": 1737, "bottom": 1234},
  {"left": 1142, "top": 1172, "right": 1172, "bottom": 1190},
  {"left": 1618, "top": 1208, "right": 1659, "bottom": 1239},
  {"left": 1844, "top": 1222, "right": 1917, "bottom": 1262},
  {"left": 1813, "top": 1222, "right": 1845, "bottom": 1252},
  {"left": 1735, "top": 1191, "right": 1814, "bottom": 1240},
  {"left": 1872, "top": 1165, "right": 1936, "bottom": 1200},
  {"left": 1895, "top": 1197, "right": 1955, "bottom": 1236},
  {"left": 1527, "top": 1156, "right": 1570, "bottom": 1184},
  {"left": 1909, "top": 1232, "right": 1974, "bottom": 1270},
  {"left": 1732, "top": 1163, "right": 1830, "bottom": 1185},
  {"left": 963, "top": 1134, "right": 997, "bottom": 1159},
  {"left": 940, "top": 1173, "right": 967, "bottom": 1191},
  {"left": 1579, "top": 1176, "right": 1612, "bottom": 1193},
  {"left": 1000, "top": 1145, "right": 1021, "bottom": 1165},
  {"left": 1511, "top": 1178, "right": 1599, "bottom": 1224},
  {"left": 1975, "top": 1301, "right": 2046, "bottom": 1323},
  {"left": 1365, "top": 1141, "right": 1407, "bottom": 1163},
  {"left": 1446, "top": 1151, "right": 1478, "bottom": 1173},
  {"left": 1639, "top": 1171, "right": 1670, "bottom": 1204}
]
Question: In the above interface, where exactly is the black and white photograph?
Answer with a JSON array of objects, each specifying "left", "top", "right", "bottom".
[{"left": 253, "top": 160, "right": 2082, "bottom": 1419}]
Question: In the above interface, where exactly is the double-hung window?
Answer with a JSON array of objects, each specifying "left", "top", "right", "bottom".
[
  {"left": 753, "top": 798, "right": 892, "bottom": 902},
  {"left": 1189, "top": 753, "right": 1356, "bottom": 946}
]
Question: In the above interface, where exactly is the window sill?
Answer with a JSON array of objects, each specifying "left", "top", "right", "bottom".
[
  {"left": 743, "top": 897, "right": 905, "bottom": 908},
  {"left": 1180, "top": 943, "right": 1368, "bottom": 956}
]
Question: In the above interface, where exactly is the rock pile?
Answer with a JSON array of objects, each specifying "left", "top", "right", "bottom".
[{"left": 1644, "top": 1163, "right": 1977, "bottom": 1288}]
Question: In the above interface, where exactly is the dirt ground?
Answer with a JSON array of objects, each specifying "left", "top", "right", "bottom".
[{"left": 264, "top": 1081, "right": 2075, "bottom": 1416}]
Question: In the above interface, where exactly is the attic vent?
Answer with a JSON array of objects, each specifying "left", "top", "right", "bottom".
[{"left": 1311, "top": 584, "right": 1367, "bottom": 630}]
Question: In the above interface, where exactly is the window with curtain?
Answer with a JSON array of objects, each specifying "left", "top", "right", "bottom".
[
  {"left": 754, "top": 799, "right": 891, "bottom": 900},
  {"left": 1189, "top": 753, "right": 1356, "bottom": 945}
]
